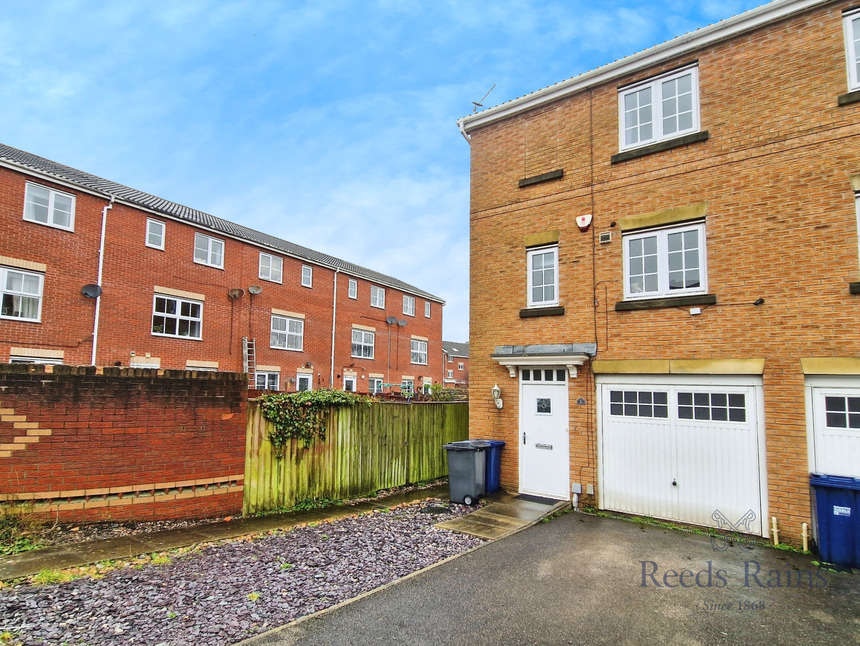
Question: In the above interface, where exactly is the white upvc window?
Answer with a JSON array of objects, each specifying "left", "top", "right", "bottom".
[
  {"left": 255, "top": 371, "right": 280, "bottom": 391},
  {"left": 297, "top": 373, "right": 313, "bottom": 392},
  {"left": 152, "top": 294, "right": 203, "bottom": 339},
  {"left": 411, "top": 339, "right": 428, "bottom": 365},
  {"left": 259, "top": 253, "right": 283, "bottom": 283},
  {"left": 458, "top": 362, "right": 465, "bottom": 370},
  {"left": 369, "top": 377, "right": 383, "bottom": 394},
  {"left": 343, "top": 375, "right": 357, "bottom": 392},
  {"left": 403, "top": 295, "right": 415, "bottom": 316},
  {"left": 447, "top": 369, "right": 454, "bottom": 379},
  {"left": 1, "top": 267, "right": 43, "bottom": 322},
  {"left": 352, "top": 329, "right": 375, "bottom": 359},
  {"left": 23, "top": 182, "right": 75, "bottom": 231},
  {"left": 146, "top": 219, "right": 165, "bottom": 250},
  {"left": 348, "top": 279, "right": 357, "bottom": 299},
  {"left": 401, "top": 379, "right": 414, "bottom": 396},
  {"left": 623, "top": 221, "right": 707, "bottom": 299},
  {"left": 619, "top": 66, "right": 699, "bottom": 151},
  {"left": 10, "top": 355, "right": 62, "bottom": 365},
  {"left": 193, "top": 233, "right": 224, "bottom": 269},
  {"left": 271, "top": 315, "right": 304, "bottom": 351},
  {"left": 371, "top": 285, "right": 385, "bottom": 308},
  {"left": 301, "top": 265, "right": 313, "bottom": 287},
  {"left": 527, "top": 245, "right": 559, "bottom": 307},
  {"left": 424, "top": 301, "right": 431, "bottom": 318},
  {"left": 845, "top": 9, "right": 860, "bottom": 90}
]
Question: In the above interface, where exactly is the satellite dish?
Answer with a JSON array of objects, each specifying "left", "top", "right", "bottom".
[
  {"left": 81, "top": 284, "right": 103, "bottom": 299},
  {"left": 397, "top": 319, "right": 408, "bottom": 327},
  {"left": 248, "top": 285, "right": 263, "bottom": 295},
  {"left": 385, "top": 316, "right": 398, "bottom": 325},
  {"left": 227, "top": 288, "right": 245, "bottom": 300}
]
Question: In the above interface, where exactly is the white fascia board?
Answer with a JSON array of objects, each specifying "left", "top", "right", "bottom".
[{"left": 459, "top": 0, "right": 828, "bottom": 133}]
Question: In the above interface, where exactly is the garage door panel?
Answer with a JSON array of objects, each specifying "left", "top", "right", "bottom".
[
  {"left": 600, "top": 380, "right": 764, "bottom": 535},
  {"left": 811, "top": 388, "right": 860, "bottom": 478},
  {"left": 602, "top": 417, "right": 675, "bottom": 519}
]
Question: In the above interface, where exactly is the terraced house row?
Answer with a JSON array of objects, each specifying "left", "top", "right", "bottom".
[
  {"left": 461, "top": 0, "right": 860, "bottom": 546},
  {"left": 0, "top": 143, "right": 444, "bottom": 394}
]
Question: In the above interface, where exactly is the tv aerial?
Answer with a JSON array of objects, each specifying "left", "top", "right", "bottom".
[{"left": 472, "top": 84, "right": 496, "bottom": 113}]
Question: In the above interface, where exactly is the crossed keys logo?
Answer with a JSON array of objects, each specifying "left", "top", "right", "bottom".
[{"left": 710, "top": 509, "right": 757, "bottom": 551}]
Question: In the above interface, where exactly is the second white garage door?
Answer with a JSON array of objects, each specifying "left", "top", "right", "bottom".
[{"left": 598, "top": 375, "right": 766, "bottom": 536}]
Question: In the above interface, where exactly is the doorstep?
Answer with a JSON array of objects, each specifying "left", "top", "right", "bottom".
[{"left": 435, "top": 490, "right": 569, "bottom": 540}]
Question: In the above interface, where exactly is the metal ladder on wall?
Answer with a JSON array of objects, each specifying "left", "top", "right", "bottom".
[{"left": 242, "top": 337, "right": 256, "bottom": 389}]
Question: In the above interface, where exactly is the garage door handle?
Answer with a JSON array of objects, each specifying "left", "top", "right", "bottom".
[
  {"left": 523, "top": 432, "right": 526, "bottom": 445},
  {"left": 672, "top": 479, "right": 677, "bottom": 487}
]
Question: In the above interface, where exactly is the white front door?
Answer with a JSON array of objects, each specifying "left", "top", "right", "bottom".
[{"left": 519, "top": 367, "right": 570, "bottom": 500}]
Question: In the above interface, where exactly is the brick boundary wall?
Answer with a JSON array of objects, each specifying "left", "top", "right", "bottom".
[{"left": 0, "top": 364, "right": 247, "bottom": 522}]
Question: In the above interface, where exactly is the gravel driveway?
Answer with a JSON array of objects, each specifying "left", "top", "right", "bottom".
[{"left": 0, "top": 500, "right": 484, "bottom": 645}]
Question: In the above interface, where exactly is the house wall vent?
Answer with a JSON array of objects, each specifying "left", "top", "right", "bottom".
[{"left": 599, "top": 232, "right": 612, "bottom": 244}]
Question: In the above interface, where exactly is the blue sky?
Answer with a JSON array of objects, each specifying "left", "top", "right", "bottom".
[{"left": 2, "top": 0, "right": 767, "bottom": 342}]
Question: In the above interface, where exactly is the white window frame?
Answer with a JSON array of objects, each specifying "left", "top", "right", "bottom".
[
  {"left": 255, "top": 371, "right": 280, "bottom": 391},
  {"left": 401, "top": 379, "right": 414, "bottom": 396},
  {"left": 424, "top": 301, "right": 431, "bottom": 318},
  {"left": 1, "top": 267, "right": 44, "bottom": 322},
  {"left": 152, "top": 294, "right": 203, "bottom": 339},
  {"left": 259, "top": 253, "right": 283, "bottom": 283},
  {"left": 348, "top": 279, "right": 357, "bottom": 299},
  {"left": 411, "top": 339, "right": 428, "bottom": 365},
  {"left": 622, "top": 221, "right": 707, "bottom": 300},
  {"left": 343, "top": 375, "right": 357, "bottom": 392},
  {"left": 371, "top": 285, "right": 385, "bottom": 309},
  {"left": 458, "top": 362, "right": 465, "bottom": 370},
  {"left": 447, "top": 369, "right": 454, "bottom": 379},
  {"left": 146, "top": 219, "right": 165, "bottom": 250},
  {"left": 845, "top": 9, "right": 860, "bottom": 91},
  {"left": 271, "top": 315, "right": 304, "bottom": 351},
  {"left": 618, "top": 66, "right": 700, "bottom": 152},
  {"left": 527, "top": 245, "right": 559, "bottom": 308},
  {"left": 297, "top": 373, "right": 313, "bottom": 392},
  {"left": 193, "top": 233, "right": 224, "bottom": 269},
  {"left": 403, "top": 295, "right": 416, "bottom": 316},
  {"left": 352, "top": 329, "right": 375, "bottom": 359},
  {"left": 369, "top": 377, "right": 383, "bottom": 394},
  {"left": 301, "top": 265, "right": 313, "bottom": 288},
  {"left": 23, "top": 182, "right": 75, "bottom": 231}
]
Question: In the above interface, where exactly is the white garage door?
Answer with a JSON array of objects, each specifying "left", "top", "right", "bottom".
[
  {"left": 598, "top": 375, "right": 765, "bottom": 535},
  {"left": 807, "top": 379, "right": 860, "bottom": 478}
]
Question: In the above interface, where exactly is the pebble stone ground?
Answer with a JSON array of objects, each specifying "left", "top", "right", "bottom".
[{"left": 0, "top": 500, "right": 485, "bottom": 646}]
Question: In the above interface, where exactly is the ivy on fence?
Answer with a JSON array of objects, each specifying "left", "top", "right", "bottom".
[{"left": 259, "top": 390, "right": 369, "bottom": 455}]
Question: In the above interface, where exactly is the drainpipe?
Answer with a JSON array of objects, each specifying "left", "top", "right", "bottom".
[
  {"left": 91, "top": 196, "right": 115, "bottom": 366},
  {"left": 330, "top": 268, "right": 340, "bottom": 388}
]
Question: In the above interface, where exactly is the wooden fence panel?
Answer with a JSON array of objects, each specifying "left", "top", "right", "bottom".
[{"left": 243, "top": 401, "right": 468, "bottom": 515}]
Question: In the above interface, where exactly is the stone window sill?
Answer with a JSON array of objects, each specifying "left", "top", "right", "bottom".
[
  {"left": 519, "top": 169, "right": 564, "bottom": 188},
  {"left": 838, "top": 90, "right": 860, "bottom": 107},
  {"left": 611, "top": 131, "right": 709, "bottom": 164},
  {"left": 520, "top": 306, "right": 565, "bottom": 318},
  {"left": 615, "top": 293, "right": 717, "bottom": 311}
]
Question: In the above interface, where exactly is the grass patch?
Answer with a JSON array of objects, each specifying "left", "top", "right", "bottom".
[
  {"left": 31, "top": 568, "right": 76, "bottom": 586},
  {"left": 0, "top": 504, "right": 49, "bottom": 556}
]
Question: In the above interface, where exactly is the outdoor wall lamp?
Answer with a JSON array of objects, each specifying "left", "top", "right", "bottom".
[{"left": 491, "top": 384, "right": 503, "bottom": 409}]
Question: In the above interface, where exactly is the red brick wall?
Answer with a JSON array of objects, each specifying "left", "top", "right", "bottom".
[
  {"left": 467, "top": 1, "right": 860, "bottom": 545},
  {"left": 0, "top": 364, "right": 247, "bottom": 522}
]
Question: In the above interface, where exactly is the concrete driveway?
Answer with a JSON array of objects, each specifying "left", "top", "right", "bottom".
[{"left": 240, "top": 511, "right": 860, "bottom": 646}]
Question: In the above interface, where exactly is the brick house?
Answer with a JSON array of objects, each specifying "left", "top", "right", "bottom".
[
  {"left": 442, "top": 341, "right": 469, "bottom": 389},
  {"left": 459, "top": 0, "right": 860, "bottom": 546},
  {"left": 0, "top": 143, "right": 444, "bottom": 394}
]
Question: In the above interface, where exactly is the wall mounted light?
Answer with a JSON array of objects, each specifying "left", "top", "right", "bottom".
[{"left": 491, "top": 383, "right": 503, "bottom": 409}]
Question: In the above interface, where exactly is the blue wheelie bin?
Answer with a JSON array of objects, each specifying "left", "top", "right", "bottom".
[
  {"left": 484, "top": 440, "right": 506, "bottom": 494},
  {"left": 810, "top": 473, "right": 860, "bottom": 568}
]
